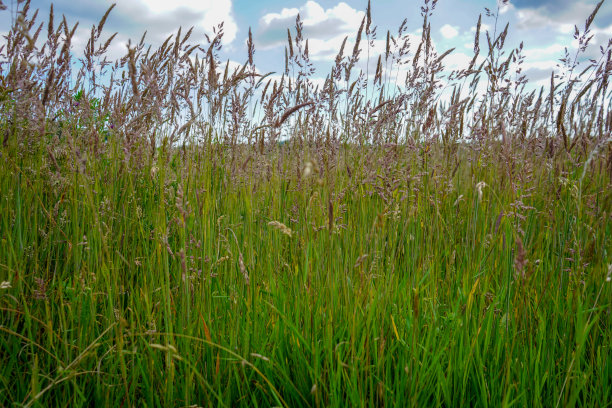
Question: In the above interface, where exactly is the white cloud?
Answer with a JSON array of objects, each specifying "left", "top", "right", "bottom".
[
  {"left": 440, "top": 24, "right": 459, "bottom": 39},
  {"left": 514, "top": 1, "right": 608, "bottom": 34},
  {"left": 500, "top": 2, "right": 515, "bottom": 15},
  {"left": 444, "top": 51, "right": 474, "bottom": 70},
  {"left": 523, "top": 43, "right": 566, "bottom": 59},
  {"left": 470, "top": 23, "right": 492, "bottom": 33},
  {"left": 256, "top": 1, "right": 365, "bottom": 60},
  {"left": 57, "top": 0, "right": 241, "bottom": 65},
  {"left": 261, "top": 7, "right": 300, "bottom": 26},
  {"left": 516, "top": 8, "right": 554, "bottom": 31},
  {"left": 115, "top": 0, "right": 238, "bottom": 45},
  {"left": 307, "top": 37, "right": 346, "bottom": 61},
  {"left": 558, "top": 23, "right": 575, "bottom": 34},
  {"left": 522, "top": 60, "right": 558, "bottom": 71}
]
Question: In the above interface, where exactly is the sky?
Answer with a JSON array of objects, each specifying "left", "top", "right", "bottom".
[{"left": 1, "top": 0, "right": 611, "bottom": 89}]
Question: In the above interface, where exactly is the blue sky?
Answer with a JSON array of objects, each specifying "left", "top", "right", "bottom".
[{"left": 2, "top": 0, "right": 611, "bottom": 87}]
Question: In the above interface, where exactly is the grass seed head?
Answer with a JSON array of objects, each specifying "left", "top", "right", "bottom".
[
  {"left": 268, "top": 221, "right": 293, "bottom": 237},
  {"left": 476, "top": 181, "right": 487, "bottom": 202}
]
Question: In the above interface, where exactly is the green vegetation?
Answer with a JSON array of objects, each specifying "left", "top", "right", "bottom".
[{"left": 1, "top": 0, "right": 610, "bottom": 406}]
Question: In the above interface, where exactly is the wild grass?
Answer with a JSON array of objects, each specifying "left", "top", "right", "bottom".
[{"left": 0, "top": 0, "right": 611, "bottom": 406}]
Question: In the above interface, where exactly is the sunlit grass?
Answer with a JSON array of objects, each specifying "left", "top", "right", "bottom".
[{"left": 1, "top": 138, "right": 610, "bottom": 407}]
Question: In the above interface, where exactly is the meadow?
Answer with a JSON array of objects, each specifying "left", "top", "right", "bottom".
[{"left": 0, "top": 0, "right": 611, "bottom": 406}]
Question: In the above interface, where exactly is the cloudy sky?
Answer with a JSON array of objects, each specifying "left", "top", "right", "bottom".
[{"left": 2, "top": 0, "right": 611, "bottom": 88}]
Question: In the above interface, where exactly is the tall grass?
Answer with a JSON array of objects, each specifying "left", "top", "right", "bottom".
[{"left": 0, "top": 0, "right": 611, "bottom": 406}]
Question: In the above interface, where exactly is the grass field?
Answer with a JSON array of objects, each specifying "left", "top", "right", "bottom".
[{"left": 1, "top": 1, "right": 611, "bottom": 406}]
